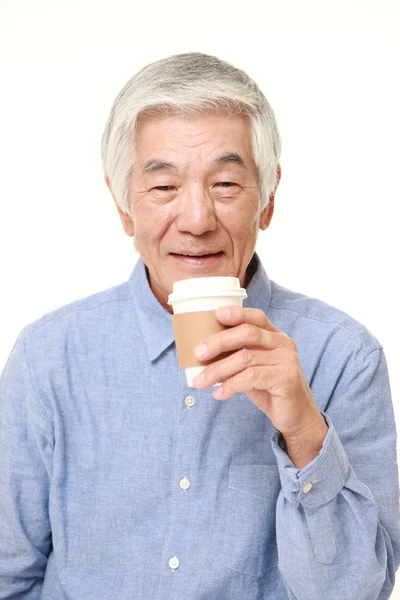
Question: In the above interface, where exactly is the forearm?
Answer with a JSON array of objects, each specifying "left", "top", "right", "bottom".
[
  {"left": 0, "top": 331, "right": 52, "bottom": 599},
  {"left": 272, "top": 415, "right": 398, "bottom": 600}
]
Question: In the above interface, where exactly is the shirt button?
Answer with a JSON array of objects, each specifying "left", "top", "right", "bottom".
[
  {"left": 179, "top": 476, "right": 191, "bottom": 490},
  {"left": 184, "top": 395, "right": 195, "bottom": 407},
  {"left": 168, "top": 556, "right": 180, "bottom": 570},
  {"left": 302, "top": 481, "right": 313, "bottom": 494}
]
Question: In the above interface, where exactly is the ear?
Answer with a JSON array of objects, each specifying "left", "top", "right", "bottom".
[
  {"left": 105, "top": 176, "right": 135, "bottom": 237},
  {"left": 259, "top": 164, "right": 281, "bottom": 231}
]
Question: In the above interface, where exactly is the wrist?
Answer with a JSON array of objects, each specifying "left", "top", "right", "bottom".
[{"left": 283, "top": 414, "right": 328, "bottom": 470}]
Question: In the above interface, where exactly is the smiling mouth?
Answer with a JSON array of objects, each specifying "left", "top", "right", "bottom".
[
  {"left": 171, "top": 251, "right": 223, "bottom": 257},
  {"left": 169, "top": 251, "right": 224, "bottom": 263}
]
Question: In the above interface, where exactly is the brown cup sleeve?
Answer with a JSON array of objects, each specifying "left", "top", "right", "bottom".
[{"left": 171, "top": 310, "right": 234, "bottom": 368}]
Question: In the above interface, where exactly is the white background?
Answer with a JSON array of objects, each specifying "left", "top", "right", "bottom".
[{"left": 1, "top": 0, "right": 399, "bottom": 596}]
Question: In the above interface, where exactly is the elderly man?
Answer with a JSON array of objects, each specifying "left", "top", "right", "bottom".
[{"left": 0, "top": 52, "right": 399, "bottom": 600}]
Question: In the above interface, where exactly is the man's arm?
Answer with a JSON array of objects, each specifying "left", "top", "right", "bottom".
[
  {"left": 0, "top": 330, "right": 53, "bottom": 598},
  {"left": 272, "top": 347, "right": 400, "bottom": 600}
]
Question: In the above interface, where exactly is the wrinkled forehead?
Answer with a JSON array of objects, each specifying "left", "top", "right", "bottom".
[{"left": 132, "top": 109, "right": 256, "bottom": 172}]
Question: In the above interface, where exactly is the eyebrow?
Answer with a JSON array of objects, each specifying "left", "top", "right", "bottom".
[
  {"left": 141, "top": 159, "right": 178, "bottom": 173},
  {"left": 213, "top": 152, "right": 246, "bottom": 168},
  {"left": 141, "top": 152, "right": 247, "bottom": 174}
]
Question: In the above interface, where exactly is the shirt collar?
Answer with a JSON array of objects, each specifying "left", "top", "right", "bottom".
[{"left": 129, "top": 252, "right": 273, "bottom": 363}]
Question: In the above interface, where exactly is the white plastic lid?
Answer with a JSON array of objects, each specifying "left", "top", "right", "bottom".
[{"left": 168, "top": 276, "right": 247, "bottom": 305}]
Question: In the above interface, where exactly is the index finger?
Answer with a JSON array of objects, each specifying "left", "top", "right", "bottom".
[{"left": 215, "top": 305, "right": 281, "bottom": 333}]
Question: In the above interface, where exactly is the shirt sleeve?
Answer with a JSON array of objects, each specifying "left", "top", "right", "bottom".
[
  {"left": 271, "top": 347, "right": 400, "bottom": 600},
  {"left": 0, "top": 329, "right": 53, "bottom": 599}
]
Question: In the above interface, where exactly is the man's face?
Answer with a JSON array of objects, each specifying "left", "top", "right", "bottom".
[{"left": 112, "top": 111, "right": 277, "bottom": 312}]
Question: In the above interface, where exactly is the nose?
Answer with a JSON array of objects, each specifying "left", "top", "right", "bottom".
[{"left": 175, "top": 184, "right": 217, "bottom": 236}]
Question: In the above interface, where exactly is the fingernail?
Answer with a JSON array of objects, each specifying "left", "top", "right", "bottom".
[
  {"left": 213, "top": 386, "right": 223, "bottom": 398},
  {"left": 217, "top": 307, "right": 231, "bottom": 319},
  {"left": 192, "top": 371, "right": 205, "bottom": 386},
  {"left": 194, "top": 343, "right": 208, "bottom": 359}
]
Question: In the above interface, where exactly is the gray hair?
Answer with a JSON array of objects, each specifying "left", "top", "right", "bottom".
[{"left": 101, "top": 52, "right": 282, "bottom": 220}]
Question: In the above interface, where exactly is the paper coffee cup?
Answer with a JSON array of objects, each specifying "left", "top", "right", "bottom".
[{"left": 168, "top": 277, "right": 247, "bottom": 387}]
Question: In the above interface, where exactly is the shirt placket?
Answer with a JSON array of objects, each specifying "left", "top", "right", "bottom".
[{"left": 154, "top": 384, "right": 200, "bottom": 599}]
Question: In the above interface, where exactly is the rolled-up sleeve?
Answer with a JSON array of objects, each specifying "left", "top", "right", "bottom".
[
  {"left": 271, "top": 347, "right": 400, "bottom": 600},
  {"left": 0, "top": 330, "right": 54, "bottom": 599}
]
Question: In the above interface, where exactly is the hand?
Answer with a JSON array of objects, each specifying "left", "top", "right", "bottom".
[{"left": 192, "top": 306, "right": 328, "bottom": 467}]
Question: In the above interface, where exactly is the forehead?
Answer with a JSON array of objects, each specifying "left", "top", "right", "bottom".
[{"left": 133, "top": 111, "right": 254, "bottom": 166}]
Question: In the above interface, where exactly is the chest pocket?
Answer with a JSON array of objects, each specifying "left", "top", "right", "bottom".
[{"left": 222, "top": 464, "right": 281, "bottom": 579}]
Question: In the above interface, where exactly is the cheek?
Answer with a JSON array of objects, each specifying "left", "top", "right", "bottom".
[
  {"left": 220, "top": 205, "right": 259, "bottom": 240},
  {"left": 135, "top": 204, "right": 175, "bottom": 244}
]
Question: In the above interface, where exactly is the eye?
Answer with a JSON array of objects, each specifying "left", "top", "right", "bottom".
[
  {"left": 216, "top": 182, "right": 236, "bottom": 187},
  {"left": 154, "top": 186, "right": 175, "bottom": 191}
]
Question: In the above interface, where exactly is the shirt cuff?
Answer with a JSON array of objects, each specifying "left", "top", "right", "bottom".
[{"left": 271, "top": 412, "right": 351, "bottom": 509}]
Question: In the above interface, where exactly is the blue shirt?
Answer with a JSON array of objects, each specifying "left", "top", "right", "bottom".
[{"left": 0, "top": 253, "right": 399, "bottom": 600}]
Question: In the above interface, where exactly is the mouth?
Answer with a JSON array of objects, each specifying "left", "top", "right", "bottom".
[{"left": 170, "top": 251, "right": 224, "bottom": 266}]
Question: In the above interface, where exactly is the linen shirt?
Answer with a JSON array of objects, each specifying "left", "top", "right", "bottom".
[{"left": 0, "top": 253, "right": 399, "bottom": 600}]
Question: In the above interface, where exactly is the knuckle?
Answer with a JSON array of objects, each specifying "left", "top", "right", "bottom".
[
  {"left": 240, "top": 347, "right": 253, "bottom": 367},
  {"left": 283, "top": 334, "right": 297, "bottom": 351},
  {"left": 286, "top": 346, "right": 298, "bottom": 364},
  {"left": 284, "top": 363, "right": 296, "bottom": 380},
  {"left": 246, "top": 324, "right": 262, "bottom": 344},
  {"left": 215, "top": 331, "right": 225, "bottom": 353},
  {"left": 253, "top": 308, "right": 264, "bottom": 321},
  {"left": 246, "top": 366, "right": 257, "bottom": 380},
  {"left": 240, "top": 323, "right": 251, "bottom": 335}
]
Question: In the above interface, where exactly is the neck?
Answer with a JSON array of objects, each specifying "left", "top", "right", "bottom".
[
  {"left": 145, "top": 252, "right": 259, "bottom": 311},
  {"left": 243, "top": 253, "right": 258, "bottom": 288}
]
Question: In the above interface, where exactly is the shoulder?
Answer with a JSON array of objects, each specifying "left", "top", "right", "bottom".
[
  {"left": 21, "top": 280, "right": 133, "bottom": 347},
  {"left": 268, "top": 280, "right": 381, "bottom": 358}
]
